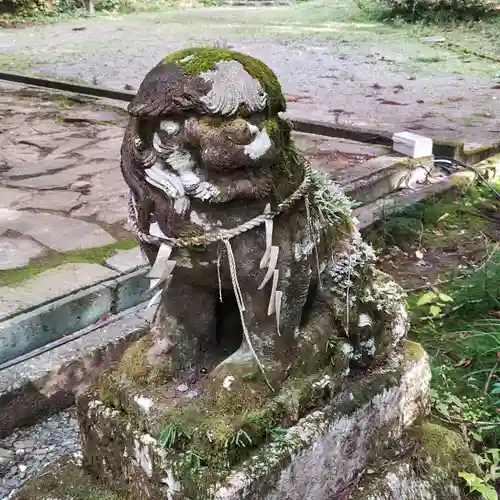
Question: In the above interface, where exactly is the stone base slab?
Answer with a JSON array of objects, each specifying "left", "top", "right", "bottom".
[{"left": 77, "top": 341, "right": 430, "bottom": 500}]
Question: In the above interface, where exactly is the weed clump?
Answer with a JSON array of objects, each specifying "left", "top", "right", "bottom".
[
  {"left": 356, "top": 0, "right": 500, "bottom": 22},
  {"left": 364, "top": 180, "right": 500, "bottom": 496}
]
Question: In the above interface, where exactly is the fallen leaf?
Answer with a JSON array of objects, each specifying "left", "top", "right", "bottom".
[
  {"left": 429, "top": 305, "right": 442, "bottom": 316},
  {"left": 376, "top": 98, "right": 409, "bottom": 106}
]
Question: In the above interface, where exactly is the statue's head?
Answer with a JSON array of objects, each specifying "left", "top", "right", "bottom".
[{"left": 127, "top": 48, "right": 290, "bottom": 175}]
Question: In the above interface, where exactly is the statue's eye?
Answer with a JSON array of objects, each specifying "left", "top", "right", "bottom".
[{"left": 159, "top": 120, "right": 180, "bottom": 136}]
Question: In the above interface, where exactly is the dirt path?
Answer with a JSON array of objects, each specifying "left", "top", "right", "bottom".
[{"left": 1, "top": 1, "right": 500, "bottom": 147}]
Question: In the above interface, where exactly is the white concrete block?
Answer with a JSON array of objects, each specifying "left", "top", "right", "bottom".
[{"left": 392, "top": 132, "right": 433, "bottom": 159}]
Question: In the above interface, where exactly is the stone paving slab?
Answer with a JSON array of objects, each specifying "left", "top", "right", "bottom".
[
  {"left": 0, "top": 209, "right": 116, "bottom": 252},
  {"left": 105, "top": 246, "right": 148, "bottom": 274},
  {"left": 0, "top": 239, "right": 45, "bottom": 271},
  {"left": 0, "top": 263, "right": 118, "bottom": 321}
]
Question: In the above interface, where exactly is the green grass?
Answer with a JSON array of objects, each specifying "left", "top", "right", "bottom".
[
  {"left": 366, "top": 183, "right": 500, "bottom": 447},
  {"left": 0, "top": 239, "right": 138, "bottom": 287}
]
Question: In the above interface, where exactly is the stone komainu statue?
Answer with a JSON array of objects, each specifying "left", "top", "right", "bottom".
[{"left": 118, "top": 47, "right": 407, "bottom": 398}]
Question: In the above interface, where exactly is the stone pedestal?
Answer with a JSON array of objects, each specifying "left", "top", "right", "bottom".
[{"left": 77, "top": 341, "right": 430, "bottom": 500}]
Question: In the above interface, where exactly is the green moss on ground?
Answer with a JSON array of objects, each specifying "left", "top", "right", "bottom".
[
  {"left": 149, "top": 365, "right": 344, "bottom": 493},
  {"left": 0, "top": 239, "right": 138, "bottom": 287},
  {"left": 98, "top": 333, "right": 174, "bottom": 411},
  {"left": 13, "top": 457, "right": 124, "bottom": 500}
]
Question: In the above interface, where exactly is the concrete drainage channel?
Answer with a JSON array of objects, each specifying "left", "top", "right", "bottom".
[{"left": 1, "top": 73, "right": 500, "bottom": 497}]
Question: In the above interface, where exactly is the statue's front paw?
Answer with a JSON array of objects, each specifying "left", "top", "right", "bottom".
[
  {"left": 203, "top": 347, "right": 286, "bottom": 413},
  {"left": 191, "top": 181, "right": 220, "bottom": 202}
]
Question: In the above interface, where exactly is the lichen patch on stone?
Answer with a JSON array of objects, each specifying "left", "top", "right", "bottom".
[
  {"left": 134, "top": 395, "right": 154, "bottom": 414},
  {"left": 199, "top": 61, "right": 267, "bottom": 116}
]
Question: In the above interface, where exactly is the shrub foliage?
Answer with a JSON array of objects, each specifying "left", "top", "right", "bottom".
[{"left": 356, "top": 0, "right": 500, "bottom": 21}]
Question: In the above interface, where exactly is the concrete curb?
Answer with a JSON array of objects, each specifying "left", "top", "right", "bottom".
[
  {"left": 287, "top": 114, "right": 500, "bottom": 164},
  {"left": 0, "top": 267, "right": 152, "bottom": 365},
  {"left": 341, "top": 155, "right": 435, "bottom": 206},
  {"left": 354, "top": 177, "right": 453, "bottom": 231},
  {"left": 0, "top": 302, "right": 154, "bottom": 438}
]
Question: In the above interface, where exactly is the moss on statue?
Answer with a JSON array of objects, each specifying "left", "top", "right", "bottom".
[
  {"left": 404, "top": 340, "right": 427, "bottom": 364},
  {"left": 162, "top": 48, "right": 286, "bottom": 117},
  {"left": 263, "top": 116, "right": 305, "bottom": 201},
  {"left": 154, "top": 363, "right": 345, "bottom": 486},
  {"left": 98, "top": 334, "right": 172, "bottom": 410}
]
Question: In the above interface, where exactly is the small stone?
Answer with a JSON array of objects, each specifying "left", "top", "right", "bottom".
[
  {"left": 17, "top": 464, "right": 27, "bottom": 473},
  {"left": 59, "top": 109, "right": 124, "bottom": 124},
  {"left": 0, "top": 448, "right": 14, "bottom": 459},
  {"left": 0, "top": 447, "right": 15, "bottom": 475},
  {"left": 0, "top": 187, "right": 28, "bottom": 208},
  {"left": 420, "top": 36, "right": 446, "bottom": 43},
  {"left": 70, "top": 180, "right": 92, "bottom": 192},
  {"left": 13, "top": 440, "right": 35, "bottom": 450},
  {"left": 14, "top": 190, "right": 81, "bottom": 213},
  {"left": 105, "top": 246, "right": 147, "bottom": 273}
]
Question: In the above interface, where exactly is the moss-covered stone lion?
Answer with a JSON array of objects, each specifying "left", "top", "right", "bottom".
[{"left": 106, "top": 46, "right": 407, "bottom": 422}]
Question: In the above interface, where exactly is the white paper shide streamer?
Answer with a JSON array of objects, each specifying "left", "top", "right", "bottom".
[{"left": 257, "top": 204, "right": 283, "bottom": 334}]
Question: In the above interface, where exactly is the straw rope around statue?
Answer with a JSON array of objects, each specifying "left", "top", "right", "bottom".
[{"left": 128, "top": 161, "right": 313, "bottom": 249}]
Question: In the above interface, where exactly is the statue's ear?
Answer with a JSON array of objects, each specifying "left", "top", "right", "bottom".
[{"left": 127, "top": 63, "right": 185, "bottom": 118}]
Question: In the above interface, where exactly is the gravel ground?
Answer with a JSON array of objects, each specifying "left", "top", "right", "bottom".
[
  {"left": 1, "top": 2, "right": 500, "bottom": 145},
  {"left": 0, "top": 409, "right": 81, "bottom": 499}
]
